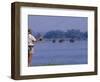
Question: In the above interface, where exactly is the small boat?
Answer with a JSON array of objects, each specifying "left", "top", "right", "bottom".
[
  {"left": 52, "top": 39, "right": 56, "bottom": 43},
  {"left": 39, "top": 38, "right": 42, "bottom": 41},
  {"left": 69, "top": 39, "right": 75, "bottom": 43},
  {"left": 59, "top": 39, "right": 64, "bottom": 43}
]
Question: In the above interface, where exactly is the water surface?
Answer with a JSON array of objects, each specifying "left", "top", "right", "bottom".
[{"left": 31, "top": 41, "right": 87, "bottom": 66}]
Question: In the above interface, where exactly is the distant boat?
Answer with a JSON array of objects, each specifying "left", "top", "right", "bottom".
[
  {"left": 69, "top": 39, "right": 75, "bottom": 43},
  {"left": 52, "top": 39, "right": 56, "bottom": 43},
  {"left": 39, "top": 38, "right": 42, "bottom": 41},
  {"left": 59, "top": 39, "right": 64, "bottom": 43}
]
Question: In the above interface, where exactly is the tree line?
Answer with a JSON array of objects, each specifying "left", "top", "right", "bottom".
[{"left": 42, "top": 29, "right": 87, "bottom": 40}]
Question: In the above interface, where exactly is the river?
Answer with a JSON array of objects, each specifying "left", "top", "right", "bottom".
[{"left": 31, "top": 40, "right": 87, "bottom": 66}]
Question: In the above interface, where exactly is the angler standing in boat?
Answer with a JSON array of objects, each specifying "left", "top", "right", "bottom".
[{"left": 28, "top": 29, "right": 37, "bottom": 66}]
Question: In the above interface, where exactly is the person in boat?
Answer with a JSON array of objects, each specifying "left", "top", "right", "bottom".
[{"left": 28, "top": 29, "right": 37, "bottom": 66}]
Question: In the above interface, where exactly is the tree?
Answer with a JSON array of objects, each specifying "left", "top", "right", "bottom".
[
  {"left": 43, "top": 30, "right": 65, "bottom": 39},
  {"left": 43, "top": 29, "right": 87, "bottom": 40}
]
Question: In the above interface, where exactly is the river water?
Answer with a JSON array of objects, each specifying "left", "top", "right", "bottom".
[{"left": 31, "top": 40, "right": 87, "bottom": 66}]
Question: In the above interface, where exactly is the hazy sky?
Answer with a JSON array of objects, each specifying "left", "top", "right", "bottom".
[{"left": 28, "top": 15, "right": 88, "bottom": 33}]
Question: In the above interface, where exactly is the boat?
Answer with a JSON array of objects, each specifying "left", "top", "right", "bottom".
[
  {"left": 69, "top": 39, "right": 75, "bottom": 43},
  {"left": 52, "top": 39, "right": 56, "bottom": 43},
  {"left": 59, "top": 39, "right": 64, "bottom": 43}
]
